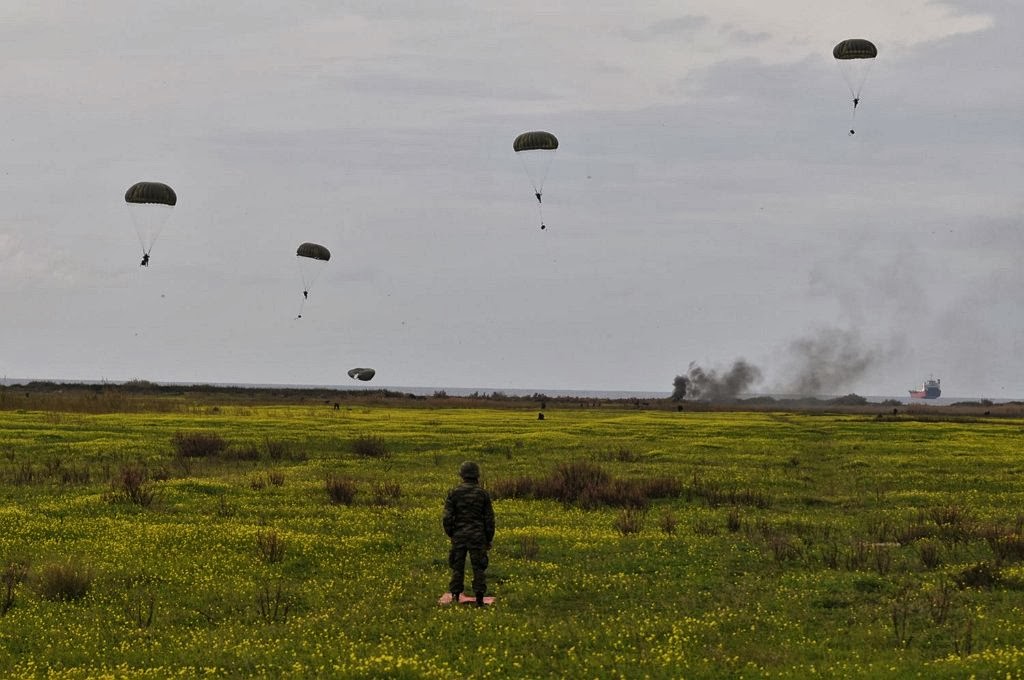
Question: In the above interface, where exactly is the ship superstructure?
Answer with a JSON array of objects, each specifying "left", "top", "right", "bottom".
[{"left": 909, "top": 377, "right": 941, "bottom": 399}]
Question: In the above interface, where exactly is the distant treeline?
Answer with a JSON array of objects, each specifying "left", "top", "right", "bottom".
[{"left": 2, "top": 381, "right": 1022, "bottom": 416}]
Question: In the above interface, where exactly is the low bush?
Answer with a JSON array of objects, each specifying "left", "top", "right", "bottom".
[
  {"left": 490, "top": 460, "right": 680, "bottom": 509},
  {"left": 110, "top": 464, "right": 160, "bottom": 508},
  {"left": 517, "top": 535, "right": 540, "bottom": 560},
  {"left": 171, "top": 432, "right": 229, "bottom": 459},
  {"left": 371, "top": 481, "right": 401, "bottom": 506},
  {"left": 37, "top": 560, "right": 93, "bottom": 602},
  {"left": 917, "top": 539, "right": 943, "bottom": 569},
  {"left": 351, "top": 435, "right": 390, "bottom": 459},
  {"left": 326, "top": 475, "right": 358, "bottom": 505},
  {"left": 659, "top": 510, "right": 678, "bottom": 535},
  {"left": 613, "top": 508, "right": 645, "bottom": 536},
  {"left": 686, "top": 473, "right": 771, "bottom": 509},
  {"left": 256, "top": 529, "right": 286, "bottom": 564},
  {"left": 1, "top": 561, "right": 28, "bottom": 615},
  {"left": 955, "top": 561, "right": 1001, "bottom": 589}
]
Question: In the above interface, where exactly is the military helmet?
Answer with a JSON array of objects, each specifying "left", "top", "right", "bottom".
[{"left": 459, "top": 460, "right": 480, "bottom": 481}]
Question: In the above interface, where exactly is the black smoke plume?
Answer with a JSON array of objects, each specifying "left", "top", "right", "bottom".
[{"left": 673, "top": 359, "right": 762, "bottom": 402}]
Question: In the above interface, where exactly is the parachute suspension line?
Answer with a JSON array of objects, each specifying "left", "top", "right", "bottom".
[
  {"left": 837, "top": 59, "right": 873, "bottom": 136},
  {"left": 520, "top": 151, "right": 555, "bottom": 231}
]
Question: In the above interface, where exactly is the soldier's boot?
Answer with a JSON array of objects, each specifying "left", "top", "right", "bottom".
[{"left": 475, "top": 593, "right": 485, "bottom": 607}]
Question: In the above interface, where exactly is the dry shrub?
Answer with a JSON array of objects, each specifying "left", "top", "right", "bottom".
[
  {"left": 726, "top": 508, "right": 742, "bottom": 533},
  {"left": 896, "top": 522, "right": 935, "bottom": 545},
  {"left": 60, "top": 466, "right": 91, "bottom": 485},
  {"left": 488, "top": 476, "right": 534, "bottom": 499},
  {"left": 613, "top": 508, "right": 646, "bottom": 536},
  {"left": 37, "top": 560, "right": 93, "bottom": 602},
  {"left": 371, "top": 481, "right": 402, "bottom": 506},
  {"left": 1, "top": 561, "right": 28, "bottom": 615},
  {"left": 230, "top": 443, "right": 263, "bottom": 462},
  {"left": 256, "top": 529, "right": 286, "bottom": 563},
  {"left": 351, "top": 435, "right": 390, "bottom": 459},
  {"left": 687, "top": 473, "right": 771, "bottom": 509},
  {"left": 955, "top": 561, "right": 1001, "bottom": 589},
  {"left": 490, "top": 460, "right": 680, "bottom": 509},
  {"left": 326, "top": 474, "right": 358, "bottom": 505},
  {"left": 693, "top": 517, "right": 719, "bottom": 537},
  {"left": 659, "top": 510, "right": 678, "bottom": 535},
  {"left": 264, "top": 438, "right": 290, "bottom": 461},
  {"left": 110, "top": 464, "right": 159, "bottom": 507},
  {"left": 596, "top": 446, "right": 642, "bottom": 463},
  {"left": 923, "top": 504, "right": 975, "bottom": 542},
  {"left": 517, "top": 535, "right": 540, "bottom": 560},
  {"left": 256, "top": 582, "right": 292, "bottom": 624},
  {"left": 10, "top": 463, "right": 36, "bottom": 485},
  {"left": 986, "top": 533, "right": 1024, "bottom": 563},
  {"left": 917, "top": 539, "right": 943, "bottom": 569},
  {"left": 172, "top": 431, "right": 229, "bottom": 459},
  {"left": 766, "top": 531, "right": 802, "bottom": 563}
]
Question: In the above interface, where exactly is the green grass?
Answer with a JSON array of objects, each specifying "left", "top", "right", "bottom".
[{"left": 0, "top": 404, "right": 1023, "bottom": 677}]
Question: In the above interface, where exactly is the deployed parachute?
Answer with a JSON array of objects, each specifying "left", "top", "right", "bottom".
[
  {"left": 513, "top": 131, "right": 558, "bottom": 230},
  {"left": 833, "top": 39, "right": 877, "bottom": 135},
  {"left": 347, "top": 367, "right": 376, "bottom": 381},
  {"left": 124, "top": 182, "right": 177, "bottom": 266},
  {"left": 295, "top": 242, "right": 330, "bottom": 318}
]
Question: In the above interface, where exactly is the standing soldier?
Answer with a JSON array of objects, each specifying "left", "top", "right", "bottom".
[{"left": 443, "top": 461, "right": 495, "bottom": 607}]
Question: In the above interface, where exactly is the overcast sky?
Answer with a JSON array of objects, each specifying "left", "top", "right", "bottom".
[{"left": 0, "top": 0, "right": 1020, "bottom": 397}]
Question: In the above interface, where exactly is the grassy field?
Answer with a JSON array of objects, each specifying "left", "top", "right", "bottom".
[{"left": 1, "top": 398, "right": 1023, "bottom": 678}]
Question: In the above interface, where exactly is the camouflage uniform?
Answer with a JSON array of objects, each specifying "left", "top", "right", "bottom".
[{"left": 443, "top": 462, "right": 495, "bottom": 598}]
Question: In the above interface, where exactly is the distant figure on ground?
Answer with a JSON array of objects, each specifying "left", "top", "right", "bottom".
[
  {"left": 443, "top": 461, "right": 495, "bottom": 607},
  {"left": 303, "top": 290, "right": 308, "bottom": 300},
  {"left": 538, "top": 412, "right": 545, "bottom": 420},
  {"left": 140, "top": 253, "right": 150, "bottom": 266},
  {"left": 333, "top": 402, "right": 340, "bottom": 410}
]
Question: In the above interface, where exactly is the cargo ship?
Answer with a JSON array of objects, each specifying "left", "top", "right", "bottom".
[{"left": 909, "top": 377, "right": 941, "bottom": 399}]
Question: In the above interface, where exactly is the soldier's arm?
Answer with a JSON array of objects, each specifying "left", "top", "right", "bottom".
[
  {"left": 442, "top": 490, "right": 456, "bottom": 538},
  {"left": 483, "top": 492, "right": 495, "bottom": 546}
]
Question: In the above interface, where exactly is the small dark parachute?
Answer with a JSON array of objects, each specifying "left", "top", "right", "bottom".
[
  {"left": 295, "top": 242, "right": 330, "bottom": 317},
  {"left": 347, "top": 367, "right": 376, "bottom": 382},
  {"left": 296, "top": 242, "right": 331, "bottom": 262},
  {"left": 513, "top": 131, "right": 558, "bottom": 230},
  {"left": 833, "top": 39, "right": 877, "bottom": 135},
  {"left": 125, "top": 182, "right": 177, "bottom": 263}
]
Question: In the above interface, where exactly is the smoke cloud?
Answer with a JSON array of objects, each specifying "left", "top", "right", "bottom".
[
  {"left": 673, "top": 359, "right": 762, "bottom": 402},
  {"left": 780, "top": 327, "right": 879, "bottom": 396}
]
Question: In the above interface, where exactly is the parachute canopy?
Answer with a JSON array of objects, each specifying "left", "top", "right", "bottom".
[
  {"left": 347, "top": 368, "right": 376, "bottom": 381},
  {"left": 513, "top": 131, "right": 559, "bottom": 152},
  {"left": 296, "top": 242, "right": 331, "bottom": 261},
  {"left": 125, "top": 182, "right": 177, "bottom": 206},
  {"left": 833, "top": 39, "right": 877, "bottom": 60}
]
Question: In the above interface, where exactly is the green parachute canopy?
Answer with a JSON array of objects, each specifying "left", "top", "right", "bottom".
[
  {"left": 347, "top": 368, "right": 376, "bottom": 381},
  {"left": 125, "top": 182, "right": 177, "bottom": 206},
  {"left": 833, "top": 39, "right": 877, "bottom": 60},
  {"left": 513, "top": 131, "right": 559, "bottom": 152},
  {"left": 296, "top": 243, "right": 331, "bottom": 261}
]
